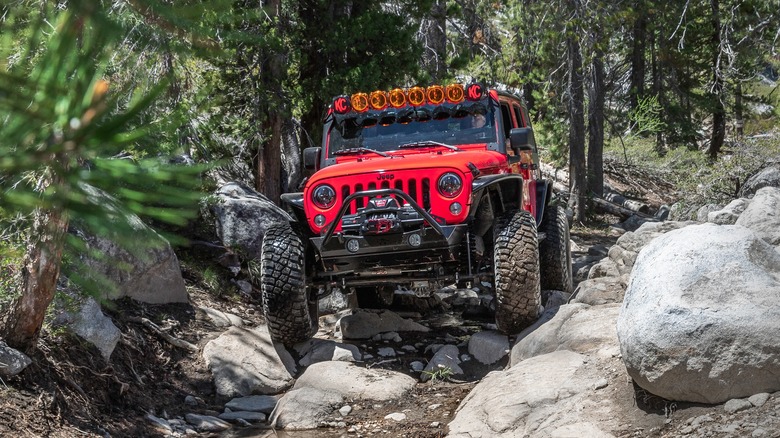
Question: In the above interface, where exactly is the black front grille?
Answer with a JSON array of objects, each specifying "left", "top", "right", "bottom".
[{"left": 339, "top": 177, "right": 431, "bottom": 214}]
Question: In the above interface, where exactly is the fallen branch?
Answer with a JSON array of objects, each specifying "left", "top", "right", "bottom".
[
  {"left": 127, "top": 316, "right": 198, "bottom": 352},
  {"left": 592, "top": 197, "right": 653, "bottom": 219}
]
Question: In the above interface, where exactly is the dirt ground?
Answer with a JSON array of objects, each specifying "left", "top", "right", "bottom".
[
  {"left": 3, "top": 204, "right": 778, "bottom": 437},
  {"left": 0, "top": 228, "right": 602, "bottom": 438}
]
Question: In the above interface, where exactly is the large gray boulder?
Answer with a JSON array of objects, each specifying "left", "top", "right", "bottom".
[
  {"left": 203, "top": 326, "right": 297, "bottom": 397},
  {"left": 77, "top": 216, "right": 188, "bottom": 304},
  {"left": 707, "top": 198, "right": 750, "bottom": 225},
  {"left": 617, "top": 224, "right": 780, "bottom": 404},
  {"left": 735, "top": 187, "right": 780, "bottom": 245},
  {"left": 448, "top": 350, "right": 620, "bottom": 438},
  {"left": 510, "top": 303, "right": 620, "bottom": 366},
  {"left": 70, "top": 184, "right": 187, "bottom": 304},
  {"left": 739, "top": 163, "right": 780, "bottom": 197},
  {"left": 292, "top": 361, "right": 416, "bottom": 401},
  {"left": 269, "top": 388, "right": 343, "bottom": 430},
  {"left": 570, "top": 276, "right": 628, "bottom": 306},
  {"left": 587, "top": 221, "right": 695, "bottom": 281},
  {"left": 212, "top": 182, "right": 292, "bottom": 259}
]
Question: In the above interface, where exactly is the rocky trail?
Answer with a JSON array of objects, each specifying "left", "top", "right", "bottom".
[{"left": 3, "top": 167, "right": 780, "bottom": 437}]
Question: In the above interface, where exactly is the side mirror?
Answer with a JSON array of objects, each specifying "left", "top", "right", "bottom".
[
  {"left": 303, "top": 147, "right": 321, "bottom": 171},
  {"left": 509, "top": 127, "right": 535, "bottom": 152}
]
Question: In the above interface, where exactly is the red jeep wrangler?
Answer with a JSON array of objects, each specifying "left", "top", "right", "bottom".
[{"left": 263, "top": 83, "right": 572, "bottom": 346}]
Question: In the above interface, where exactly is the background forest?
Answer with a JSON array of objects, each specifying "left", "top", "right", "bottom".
[{"left": 0, "top": 0, "right": 779, "bottom": 351}]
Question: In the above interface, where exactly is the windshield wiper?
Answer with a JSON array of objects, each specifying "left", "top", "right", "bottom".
[
  {"left": 333, "top": 147, "right": 389, "bottom": 157},
  {"left": 398, "top": 141, "right": 461, "bottom": 152}
]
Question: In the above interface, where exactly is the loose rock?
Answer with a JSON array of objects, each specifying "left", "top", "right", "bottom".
[
  {"left": 293, "top": 361, "right": 416, "bottom": 401},
  {"left": 224, "top": 395, "right": 279, "bottom": 414},
  {"left": 184, "top": 414, "right": 231, "bottom": 432},
  {"left": 467, "top": 331, "right": 509, "bottom": 365},
  {"left": 203, "top": 326, "right": 296, "bottom": 397}
]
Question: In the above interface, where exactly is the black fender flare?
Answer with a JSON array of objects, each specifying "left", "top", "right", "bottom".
[
  {"left": 280, "top": 192, "right": 307, "bottom": 224},
  {"left": 469, "top": 174, "right": 524, "bottom": 222},
  {"left": 535, "top": 179, "right": 551, "bottom": 225}
]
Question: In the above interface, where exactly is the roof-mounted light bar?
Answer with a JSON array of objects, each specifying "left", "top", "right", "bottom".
[{"left": 333, "top": 82, "right": 486, "bottom": 115}]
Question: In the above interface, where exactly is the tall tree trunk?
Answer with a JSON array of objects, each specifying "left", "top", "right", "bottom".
[
  {"left": 652, "top": 10, "right": 666, "bottom": 155},
  {"left": 708, "top": 0, "right": 725, "bottom": 160},
  {"left": 566, "top": 0, "right": 587, "bottom": 223},
  {"left": 421, "top": 0, "right": 447, "bottom": 81},
  {"left": 630, "top": 0, "right": 647, "bottom": 112},
  {"left": 256, "top": 0, "right": 284, "bottom": 203},
  {"left": 588, "top": 40, "right": 605, "bottom": 198},
  {"left": 1, "top": 207, "right": 68, "bottom": 353},
  {"left": 735, "top": 82, "right": 744, "bottom": 136}
]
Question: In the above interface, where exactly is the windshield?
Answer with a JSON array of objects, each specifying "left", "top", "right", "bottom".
[{"left": 327, "top": 101, "right": 497, "bottom": 157}]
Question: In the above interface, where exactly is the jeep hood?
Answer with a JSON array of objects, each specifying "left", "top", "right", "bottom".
[{"left": 308, "top": 149, "right": 506, "bottom": 187}]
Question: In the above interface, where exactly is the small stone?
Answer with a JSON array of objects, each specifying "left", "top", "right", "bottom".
[
  {"left": 724, "top": 398, "right": 753, "bottom": 414},
  {"left": 381, "top": 332, "right": 402, "bottom": 342},
  {"left": 184, "top": 395, "right": 198, "bottom": 406},
  {"left": 218, "top": 411, "right": 267, "bottom": 423},
  {"left": 430, "top": 422, "right": 440, "bottom": 427},
  {"left": 594, "top": 378, "right": 609, "bottom": 390},
  {"left": 401, "top": 345, "right": 417, "bottom": 352},
  {"left": 384, "top": 412, "right": 406, "bottom": 422},
  {"left": 410, "top": 361, "right": 425, "bottom": 372},
  {"left": 748, "top": 393, "right": 770, "bottom": 408},
  {"left": 752, "top": 428, "right": 767, "bottom": 437},
  {"left": 225, "top": 395, "right": 279, "bottom": 414},
  {"left": 460, "top": 354, "right": 471, "bottom": 362},
  {"left": 339, "top": 405, "right": 353, "bottom": 416},
  {"left": 184, "top": 414, "right": 231, "bottom": 432},
  {"left": 377, "top": 347, "right": 396, "bottom": 357},
  {"left": 145, "top": 414, "right": 173, "bottom": 434},
  {"left": 428, "top": 403, "right": 442, "bottom": 410},
  {"left": 691, "top": 414, "right": 713, "bottom": 427}
]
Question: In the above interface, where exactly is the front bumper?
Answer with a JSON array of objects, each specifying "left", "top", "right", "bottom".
[{"left": 310, "top": 188, "right": 469, "bottom": 284}]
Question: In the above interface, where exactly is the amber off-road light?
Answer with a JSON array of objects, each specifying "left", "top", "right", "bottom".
[
  {"left": 446, "top": 84, "right": 465, "bottom": 103},
  {"left": 369, "top": 90, "right": 388, "bottom": 110},
  {"left": 351, "top": 93, "right": 369, "bottom": 112},
  {"left": 389, "top": 88, "right": 406, "bottom": 108},
  {"left": 427, "top": 85, "right": 445, "bottom": 105},
  {"left": 407, "top": 86, "right": 425, "bottom": 106}
]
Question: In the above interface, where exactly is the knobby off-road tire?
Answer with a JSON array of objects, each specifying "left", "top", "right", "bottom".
[
  {"left": 539, "top": 204, "right": 573, "bottom": 293},
  {"left": 261, "top": 223, "right": 317, "bottom": 346},
  {"left": 493, "top": 209, "right": 542, "bottom": 334}
]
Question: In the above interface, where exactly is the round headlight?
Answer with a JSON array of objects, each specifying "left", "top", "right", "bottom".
[
  {"left": 437, "top": 172, "right": 463, "bottom": 198},
  {"left": 312, "top": 184, "right": 336, "bottom": 209}
]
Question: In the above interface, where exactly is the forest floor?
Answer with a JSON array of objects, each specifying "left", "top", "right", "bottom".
[
  {"left": 3, "top": 160, "right": 779, "bottom": 437},
  {"left": 0, "top": 227, "right": 623, "bottom": 438}
]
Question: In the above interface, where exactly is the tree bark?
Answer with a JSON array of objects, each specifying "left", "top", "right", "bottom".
[
  {"left": 566, "top": 0, "right": 587, "bottom": 223},
  {"left": 1, "top": 207, "right": 69, "bottom": 353},
  {"left": 587, "top": 32, "right": 605, "bottom": 198},
  {"left": 629, "top": 0, "right": 647, "bottom": 112},
  {"left": 735, "top": 82, "right": 744, "bottom": 136},
  {"left": 651, "top": 16, "right": 666, "bottom": 155},
  {"left": 256, "top": 0, "right": 284, "bottom": 203},
  {"left": 708, "top": 0, "right": 725, "bottom": 160}
]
